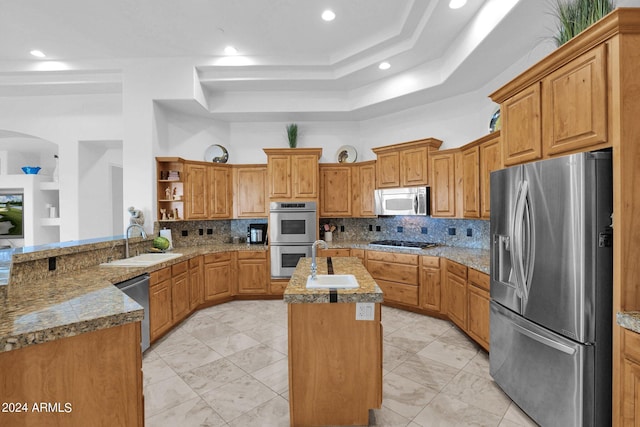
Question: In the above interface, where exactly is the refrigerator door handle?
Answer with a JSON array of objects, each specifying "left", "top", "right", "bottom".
[
  {"left": 512, "top": 322, "right": 576, "bottom": 355},
  {"left": 512, "top": 181, "right": 528, "bottom": 300}
]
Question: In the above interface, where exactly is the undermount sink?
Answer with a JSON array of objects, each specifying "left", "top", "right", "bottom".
[
  {"left": 100, "top": 252, "right": 183, "bottom": 267},
  {"left": 306, "top": 274, "right": 359, "bottom": 289}
]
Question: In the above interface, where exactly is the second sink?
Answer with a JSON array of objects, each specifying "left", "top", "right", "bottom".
[
  {"left": 306, "top": 274, "right": 359, "bottom": 289},
  {"left": 101, "top": 252, "right": 183, "bottom": 267}
]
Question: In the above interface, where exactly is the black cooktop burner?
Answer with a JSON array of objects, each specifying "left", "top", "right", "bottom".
[{"left": 369, "top": 240, "right": 438, "bottom": 249}]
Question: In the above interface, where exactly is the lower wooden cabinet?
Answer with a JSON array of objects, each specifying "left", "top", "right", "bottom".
[
  {"left": 367, "top": 251, "right": 419, "bottom": 307},
  {"left": 467, "top": 268, "right": 490, "bottom": 351},
  {"left": 318, "top": 248, "right": 351, "bottom": 257},
  {"left": 237, "top": 251, "right": 269, "bottom": 295},
  {"left": 149, "top": 266, "right": 173, "bottom": 341},
  {"left": 189, "top": 256, "right": 203, "bottom": 310},
  {"left": 622, "top": 329, "right": 640, "bottom": 425},
  {"left": 445, "top": 260, "right": 468, "bottom": 330},
  {"left": 420, "top": 256, "right": 442, "bottom": 313},
  {"left": 350, "top": 248, "right": 366, "bottom": 264},
  {"left": 204, "top": 252, "right": 235, "bottom": 301},
  {"left": 171, "top": 261, "right": 190, "bottom": 323}
]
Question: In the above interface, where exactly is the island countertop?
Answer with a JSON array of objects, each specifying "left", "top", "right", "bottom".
[{"left": 284, "top": 256, "right": 383, "bottom": 304}]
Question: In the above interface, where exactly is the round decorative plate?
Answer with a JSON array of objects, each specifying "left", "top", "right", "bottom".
[
  {"left": 336, "top": 145, "right": 357, "bottom": 163},
  {"left": 489, "top": 108, "right": 501, "bottom": 133},
  {"left": 204, "top": 144, "right": 229, "bottom": 163}
]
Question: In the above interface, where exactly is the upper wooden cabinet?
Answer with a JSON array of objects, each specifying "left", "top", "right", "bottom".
[
  {"left": 208, "top": 165, "right": 232, "bottom": 219},
  {"left": 479, "top": 132, "right": 502, "bottom": 219},
  {"left": 353, "top": 161, "right": 376, "bottom": 217},
  {"left": 157, "top": 157, "right": 185, "bottom": 221},
  {"left": 264, "top": 148, "right": 322, "bottom": 200},
  {"left": 233, "top": 165, "right": 268, "bottom": 218},
  {"left": 372, "top": 138, "right": 442, "bottom": 188},
  {"left": 184, "top": 162, "right": 231, "bottom": 220},
  {"left": 542, "top": 44, "right": 607, "bottom": 156},
  {"left": 461, "top": 145, "right": 480, "bottom": 218},
  {"left": 500, "top": 83, "right": 542, "bottom": 166},
  {"left": 185, "top": 163, "right": 208, "bottom": 219},
  {"left": 430, "top": 149, "right": 461, "bottom": 218},
  {"left": 319, "top": 164, "right": 353, "bottom": 217}
]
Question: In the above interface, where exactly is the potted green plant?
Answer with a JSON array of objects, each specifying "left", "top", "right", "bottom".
[
  {"left": 286, "top": 123, "right": 298, "bottom": 148},
  {"left": 552, "top": 0, "right": 614, "bottom": 46}
]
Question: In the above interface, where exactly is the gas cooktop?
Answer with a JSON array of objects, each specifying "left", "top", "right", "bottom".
[{"left": 369, "top": 240, "right": 439, "bottom": 249}]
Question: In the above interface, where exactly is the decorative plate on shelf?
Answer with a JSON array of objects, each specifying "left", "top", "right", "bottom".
[
  {"left": 489, "top": 108, "right": 501, "bottom": 133},
  {"left": 204, "top": 144, "right": 229, "bottom": 163},
  {"left": 336, "top": 145, "right": 357, "bottom": 163}
]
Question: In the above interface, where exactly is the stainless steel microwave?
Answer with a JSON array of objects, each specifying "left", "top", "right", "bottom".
[{"left": 374, "top": 186, "right": 430, "bottom": 216}]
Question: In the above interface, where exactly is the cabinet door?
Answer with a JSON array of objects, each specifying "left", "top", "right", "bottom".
[
  {"left": 237, "top": 253, "right": 268, "bottom": 295},
  {"left": 149, "top": 280, "right": 172, "bottom": 341},
  {"left": 543, "top": 44, "right": 607, "bottom": 156},
  {"left": 204, "top": 260, "right": 232, "bottom": 301},
  {"left": 420, "top": 256, "right": 441, "bottom": 312},
  {"left": 209, "top": 166, "right": 231, "bottom": 218},
  {"left": 479, "top": 133, "right": 502, "bottom": 219},
  {"left": 462, "top": 146, "right": 480, "bottom": 218},
  {"left": 623, "top": 357, "right": 640, "bottom": 426},
  {"left": 354, "top": 162, "right": 376, "bottom": 217},
  {"left": 401, "top": 146, "right": 429, "bottom": 186},
  {"left": 376, "top": 151, "right": 400, "bottom": 188},
  {"left": 268, "top": 155, "right": 291, "bottom": 199},
  {"left": 467, "top": 284, "right": 490, "bottom": 351},
  {"left": 320, "top": 165, "right": 352, "bottom": 217},
  {"left": 292, "top": 154, "right": 319, "bottom": 199},
  {"left": 446, "top": 272, "right": 467, "bottom": 330},
  {"left": 172, "top": 271, "right": 190, "bottom": 323},
  {"left": 185, "top": 163, "right": 208, "bottom": 219},
  {"left": 235, "top": 166, "right": 268, "bottom": 218},
  {"left": 188, "top": 256, "right": 203, "bottom": 310},
  {"left": 431, "top": 152, "right": 457, "bottom": 217},
  {"left": 318, "top": 248, "right": 351, "bottom": 257},
  {"left": 502, "top": 82, "right": 542, "bottom": 166},
  {"left": 350, "top": 248, "right": 366, "bottom": 264}
]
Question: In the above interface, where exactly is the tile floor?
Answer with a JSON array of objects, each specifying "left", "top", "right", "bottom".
[{"left": 143, "top": 300, "right": 538, "bottom": 426}]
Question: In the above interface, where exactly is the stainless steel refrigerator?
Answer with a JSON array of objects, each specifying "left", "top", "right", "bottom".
[{"left": 489, "top": 151, "right": 613, "bottom": 427}]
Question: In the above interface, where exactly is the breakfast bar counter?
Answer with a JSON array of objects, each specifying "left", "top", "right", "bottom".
[{"left": 285, "top": 256, "right": 383, "bottom": 426}]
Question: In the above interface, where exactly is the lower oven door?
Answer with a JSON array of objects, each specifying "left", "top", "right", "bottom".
[{"left": 270, "top": 244, "right": 312, "bottom": 278}]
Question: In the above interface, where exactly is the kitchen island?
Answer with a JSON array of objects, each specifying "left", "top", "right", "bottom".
[{"left": 284, "top": 256, "right": 383, "bottom": 426}]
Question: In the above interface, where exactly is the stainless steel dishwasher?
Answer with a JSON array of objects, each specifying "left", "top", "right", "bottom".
[{"left": 115, "top": 274, "right": 150, "bottom": 352}]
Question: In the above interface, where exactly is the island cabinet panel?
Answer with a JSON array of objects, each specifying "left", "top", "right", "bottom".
[
  {"left": 430, "top": 150, "right": 458, "bottom": 217},
  {"left": 288, "top": 303, "right": 382, "bottom": 426},
  {"left": 445, "top": 260, "right": 468, "bottom": 331},
  {"left": 171, "top": 260, "right": 190, "bottom": 323},
  {"left": 420, "top": 256, "right": 442, "bottom": 313},
  {"left": 233, "top": 165, "right": 268, "bottom": 218},
  {"left": 466, "top": 268, "right": 490, "bottom": 351},
  {"left": 319, "top": 165, "right": 352, "bottom": 217},
  {"left": 150, "top": 266, "right": 173, "bottom": 341},
  {"left": 501, "top": 82, "right": 542, "bottom": 166},
  {"left": 236, "top": 251, "right": 268, "bottom": 295},
  {"left": 542, "top": 44, "right": 608, "bottom": 156},
  {"left": 353, "top": 161, "right": 377, "bottom": 217},
  {"left": 188, "top": 256, "right": 203, "bottom": 310},
  {"left": 204, "top": 252, "right": 235, "bottom": 302},
  {"left": 0, "top": 322, "right": 143, "bottom": 427},
  {"left": 461, "top": 145, "right": 480, "bottom": 218},
  {"left": 367, "top": 250, "right": 419, "bottom": 307}
]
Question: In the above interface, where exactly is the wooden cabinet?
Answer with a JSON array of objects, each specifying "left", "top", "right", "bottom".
[
  {"left": 479, "top": 132, "right": 502, "bottom": 219},
  {"left": 237, "top": 251, "right": 269, "bottom": 295},
  {"left": 353, "top": 161, "right": 376, "bottom": 217},
  {"left": 184, "top": 163, "right": 208, "bottom": 219},
  {"left": 623, "top": 329, "right": 640, "bottom": 426},
  {"left": 208, "top": 165, "right": 232, "bottom": 218},
  {"left": 500, "top": 82, "right": 542, "bottom": 166},
  {"left": 264, "top": 148, "right": 322, "bottom": 200},
  {"left": 461, "top": 145, "right": 480, "bottom": 218},
  {"left": 183, "top": 162, "right": 231, "bottom": 220},
  {"left": 430, "top": 149, "right": 461, "bottom": 218},
  {"left": 189, "top": 256, "right": 203, "bottom": 310},
  {"left": 372, "top": 138, "right": 442, "bottom": 188},
  {"left": 420, "top": 256, "right": 442, "bottom": 313},
  {"left": 171, "top": 261, "right": 190, "bottom": 323},
  {"left": 156, "top": 157, "right": 185, "bottom": 221},
  {"left": 445, "top": 260, "right": 467, "bottom": 331},
  {"left": 204, "top": 252, "right": 235, "bottom": 302},
  {"left": 367, "top": 251, "right": 419, "bottom": 307},
  {"left": 149, "top": 267, "right": 173, "bottom": 341},
  {"left": 542, "top": 44, "right": 607, "bottom": 156},
  {"left": 318, "top": 248, "right": 351, "bottom": 257},
  {"left": 467, "top": 268, "right": 490, "bottom": 351},
  {"left": 319, "top": 164, "right": 352, "bottom": 217},
  {"left": 350, "top": 248, "right": 366, "bottom": 264},
  {"left": 233, "top": 165, "right": 268, "bottom": 218}
]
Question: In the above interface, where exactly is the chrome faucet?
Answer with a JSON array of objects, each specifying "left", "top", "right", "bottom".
[
  {"left": 125, "top": 224, "right": 148, "bottom": 258},
  {"left": 310, "top": 239, "right": 328, "bottom": 280}
]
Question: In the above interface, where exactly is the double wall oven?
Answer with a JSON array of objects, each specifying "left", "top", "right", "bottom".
[{"left": 269, "top": 201, "right": 317, "bottom": 278}]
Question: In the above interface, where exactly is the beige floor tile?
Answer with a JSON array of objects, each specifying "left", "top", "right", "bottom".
[
  {"left": 392, "top": 354, "right": 459, "bottom": 393},
  {"left": 382, "top": 372, "right": 437, "bottom": 419},
  {"left": 179, "top": 357, "right": 246, "bottom": 395},
  {"left": 144, "top": 375, "right": 198, "bottom": 418},
  {"left": 204, "top": 331, "right": 261, "bottom": 357},
  {"left": 417, "top": 339, "right": 479, "bottom": 370},
  {"left": 441, "top": 371, "right": 512, "bottom": 417},
  {"left": 251, "top": 357, "right": 289, "bottom": 394},
  {"left": 226, "top": 395, "right": 290, "bottom": 427},
  {"left": 226, "top": 343, "right": 286, "bottom": 373},
  {"left": 145, "top": 397, "right": 226, "bottom": 427},
  {"left": 200, "top": 374, "right": 278, "bottom": 422},
  {"left": 413, "top": 393, "right": 502, "bottom": 427},
  {"left": 143, "top": 355, "right": 178, "bottom": 388}
]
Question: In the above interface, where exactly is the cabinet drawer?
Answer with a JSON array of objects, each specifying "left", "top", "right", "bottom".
[
  {"left": 270, "top": 280, "right": 288, "bottom": 294},
  {"left": 189, "top": 256, "right": 201, "bottom": 269},
  {"left": 151, "top": 266, "right": 171, "bottom": 284},
  {"left": 468, "top": 268, "right": 490, "bottom": 292},
  {"left": 377, "top": 279, "right": 419, "bottom": 306},
  {"left": 204, "top": 252, "right": 232, "bottom": 264},
  {"left": 172, "top": 260, "right": 188, "bottom": 276},
  {"left": 367, "top": 250, "right": 418, "bottom": 265},
  {"left": 237, "top": 250, "right": 267, "bottom": 260},
  {"left": 421, "top": 256, "right": 440, "bottom": 268},
  {"left": 624, "top": 329, "right": 640, "bottom": 364},
  {"left": 367, "top": 260, "right": 419, "bottom": 285},
  {"left": 446, "top": 260, "right": 467, "bottom": 279}
]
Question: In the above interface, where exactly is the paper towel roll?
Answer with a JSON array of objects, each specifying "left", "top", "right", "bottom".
[{"left": 160, "top": 228, "right": 173, "bottom": 250}]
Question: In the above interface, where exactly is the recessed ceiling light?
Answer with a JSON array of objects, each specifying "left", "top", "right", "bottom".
[
  {"left": 321, "top": 10, "right": 336, "bottom": 21},
  {"left": 30, "top": 50, "right": 46, "bottom": 58},
  {"left": 378, "top": 62, "right": 391, "bottom": 70},
  {"left": 449, "top": 0, "right": 467, "bottom": 9},
  {"left": 224, "top": 46, "right": 238, "bottom": 55}
]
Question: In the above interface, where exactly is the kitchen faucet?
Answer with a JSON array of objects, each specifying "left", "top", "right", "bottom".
[
  {"left": 125, "top": 224, "right": 148, "bottom": 258},
  {"left": 310, "top": 239, "right": 328, "bottom": 280}
]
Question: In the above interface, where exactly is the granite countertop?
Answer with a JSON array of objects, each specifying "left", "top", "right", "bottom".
[
  {"left": 0, "top": 243, "right": 267, "bottom": 353},
  {"left": 326, "top": 240, "right": 490, "bottom": 274},
  {"left": 284, "top": 257, "right": 383, "bottom": 304},
  {"left": 618, "top": 312, "right": 640, "bottom": 334}
]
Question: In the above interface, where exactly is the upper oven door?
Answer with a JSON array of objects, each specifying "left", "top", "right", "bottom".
[{"left": 269, "top": 210, "right": 316, "bottom": 244}]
